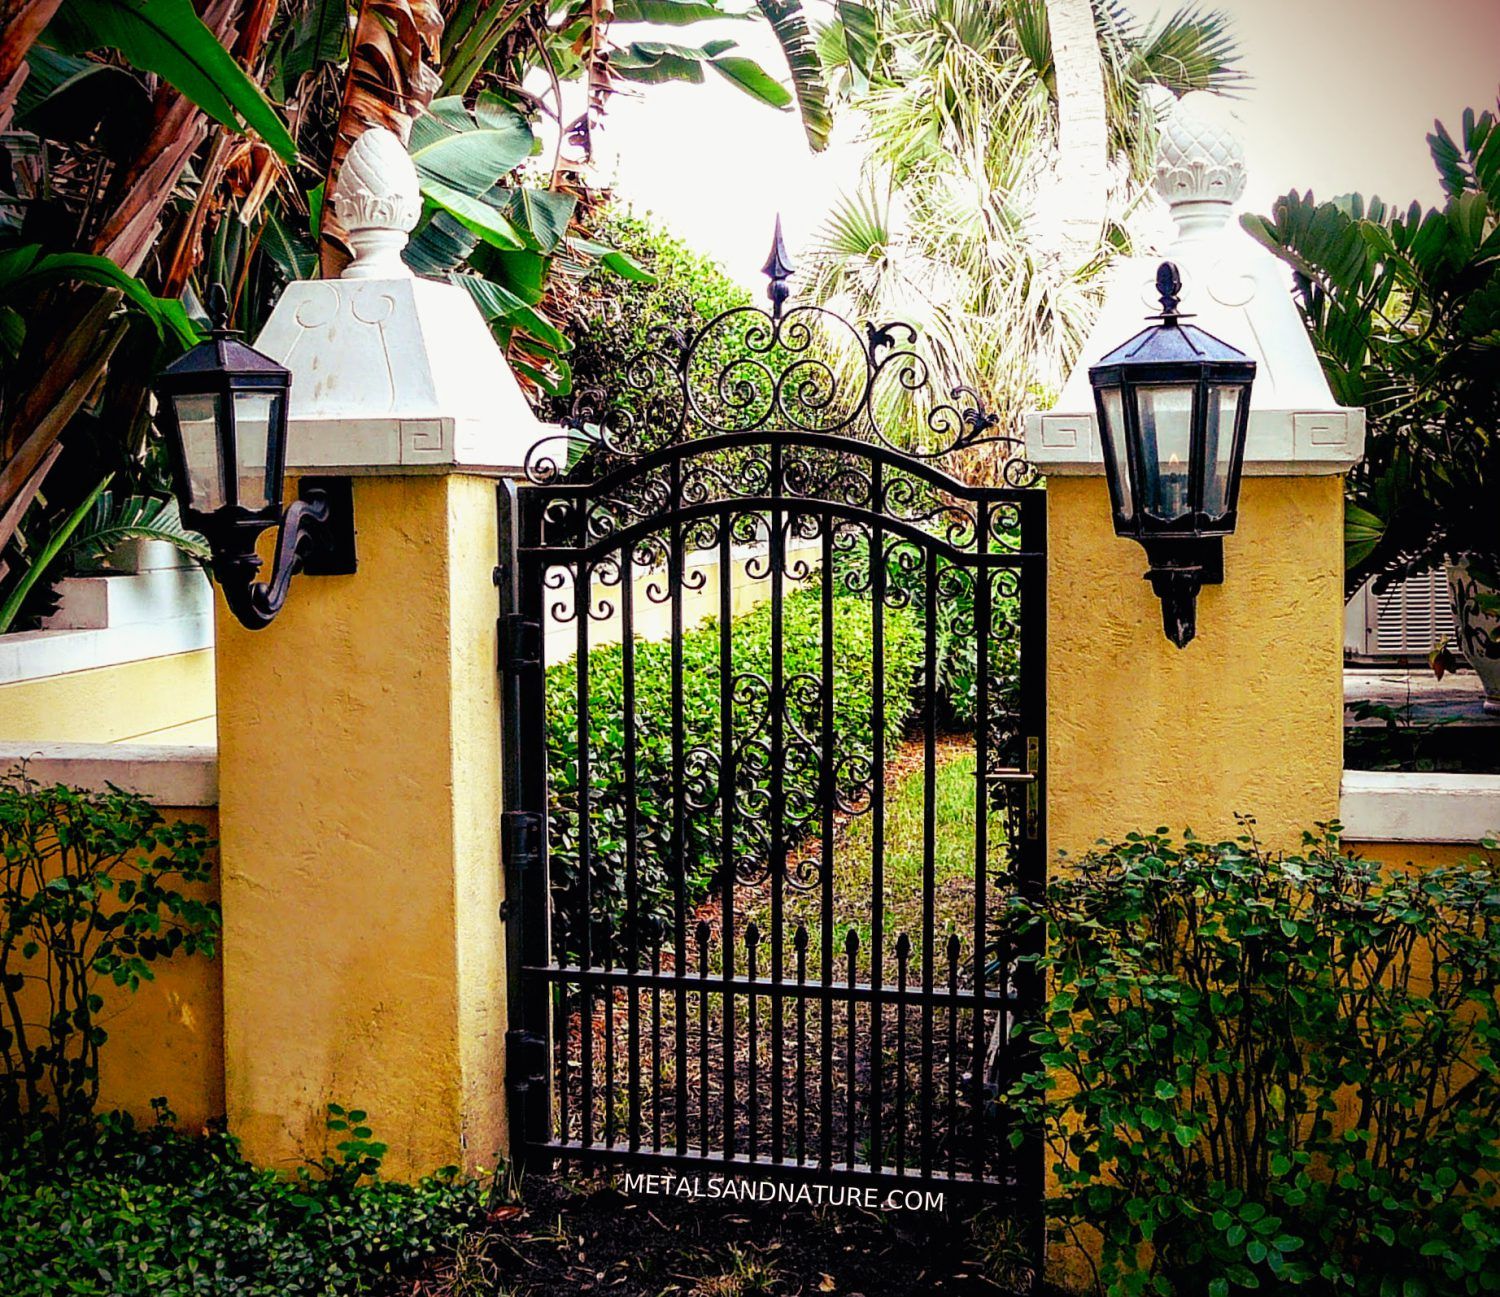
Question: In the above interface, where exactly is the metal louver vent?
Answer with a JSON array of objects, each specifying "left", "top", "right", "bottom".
[{"left": 1373, "top": 569, "right": 1455, "bottom": 654}]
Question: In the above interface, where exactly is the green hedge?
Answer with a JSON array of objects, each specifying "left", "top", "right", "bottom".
[
  {"left": 546, "top": 582, "right": 924, "bottom": 959},
  {"left": 0, "top": 1106, "right": 491, "bottom": 1296},
  {"left": 1008, "top": 829, "right": 1500, "bottom": 1295}
]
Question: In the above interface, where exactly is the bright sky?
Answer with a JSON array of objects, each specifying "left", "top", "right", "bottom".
[{"left": 582, "top": 0, "right": 1500, "bottom": 294}]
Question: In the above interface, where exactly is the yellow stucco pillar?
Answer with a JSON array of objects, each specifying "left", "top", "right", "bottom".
[
  {"left": 215, "top": 473, "right": 507, "bottom": 1177},
  {"left": 1023, "top": 95, "right": 1367, "bottom": 1290},
  {"left": 1045, "top": 473, "right": 1346, "bottom": 855}
]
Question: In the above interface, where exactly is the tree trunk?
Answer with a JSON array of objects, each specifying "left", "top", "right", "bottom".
[{"left": 1046, "top": 0, "right": 1109, "bottom": 264}]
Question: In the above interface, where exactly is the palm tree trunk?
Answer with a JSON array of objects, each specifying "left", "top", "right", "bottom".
[{"left": 1046, "top": 0, "right": 1109, "bottom": 263}]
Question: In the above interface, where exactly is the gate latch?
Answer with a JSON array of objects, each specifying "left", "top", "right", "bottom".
[
  {"left": 499, "top": 615, "right": 542, "bottom": 672},
  {"left": 502, "top": 810, "right": 544, "bottom": 871},
  {"left": 506, "top": 1028, "right": 549, "bottom": 1089}
]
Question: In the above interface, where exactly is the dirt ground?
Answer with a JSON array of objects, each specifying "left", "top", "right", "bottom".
[{"left": 407, "top": 1169, "right": 1043, "bottom": 1297}]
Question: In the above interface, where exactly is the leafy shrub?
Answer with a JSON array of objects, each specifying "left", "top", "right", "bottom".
[
  {"left": 0, "top": 1101, "right": 494, "bottom": 1296},
  {"left": 1008, "top": 828, "right": 1500, "bottom": 1295},
  {"left": 0, "top": 772, "right": 218, "bottom": 1126},
  {"left": 830, "top": 530, "right": 1022, "bottom": 727},
  {"left": 546, "top": 582, "right": 924, "bottom": 958},
  {"left": 545, "top": 202, "right": 752, "bottom": 423}
]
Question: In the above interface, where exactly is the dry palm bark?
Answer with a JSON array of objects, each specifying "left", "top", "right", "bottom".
[{"left": 318, "top": 0, "right": 444, "bottom": 277}]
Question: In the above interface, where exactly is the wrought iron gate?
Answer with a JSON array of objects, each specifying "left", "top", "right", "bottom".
[{"left": 497, "top": 264, "right": 1045, "bottom": 1210}]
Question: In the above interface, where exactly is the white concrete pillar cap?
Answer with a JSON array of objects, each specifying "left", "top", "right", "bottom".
[
  {"left": 253, "top": 125, "right": 554, "bottom": 474},
  {"left": 1025, "top": 92, "right": 1366, "bottom": 477}
]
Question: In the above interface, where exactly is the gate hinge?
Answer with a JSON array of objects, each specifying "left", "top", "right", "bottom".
[
  {"left": 506, "top": 1029, "right": 548, "bottom": 1085},
  {"left": 499, "top": 615, "right": 542, "bottom": 672},
  {"left": 502, "top": 810, "right": 543, "bottom": 871}
]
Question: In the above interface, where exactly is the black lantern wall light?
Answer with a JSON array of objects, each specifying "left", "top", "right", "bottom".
[
  {"left": 1088, "top": 262, "right": 1257, "bottom": 648},
  {"left": 152, "top": 288, "right": 355, "bottom": 630}
]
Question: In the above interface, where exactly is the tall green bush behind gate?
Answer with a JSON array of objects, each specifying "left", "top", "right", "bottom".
[{"left": 546, "top": 583, "right": 924, "bottom": 959}]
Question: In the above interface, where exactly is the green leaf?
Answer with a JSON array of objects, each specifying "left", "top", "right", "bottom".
[
  {"left": 65, "top": 492, "right": 211, "bottom": 566},
  {"left": 409, "top": 94, "right": 533, "bottom": 196},
  {"left": 612, "top": 0, "right": 744, "bottom": 22},
  {"left": 752, "top": 0, "right": 831, "bottom": 147},
  {"left": 1345, "top": 502, "right": 1386, "bottom": 571},
  {"left": 495, "top": 188, "right": 578, "bottom": 253},
  {"left": 46, "top": 0, "right": 296, "bottom": 162},
  {"left": 0, "top": 476, "right": 113, "bottom": 634},
  {"left": 420, "top": 181, "right": 526, "bottom": 250},
  {"left": 259, "top": 207, "right": 318, "bottom": 282},
  {"left": 706, "top": 54, "right": 793, "bottom": 108},
  {"left": 0, "top": 246, "right": 198, "bottom": 348},
  {"left": 457, "top": 275, "right": 569, "bottom": 352},
  {"left": 568, "top": 237, "right": 656, "bottom": 283}
]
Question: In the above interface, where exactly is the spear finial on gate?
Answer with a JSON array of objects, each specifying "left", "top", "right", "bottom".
[{"left": 761, "top": 214, "right": 795, "bottom": 321}]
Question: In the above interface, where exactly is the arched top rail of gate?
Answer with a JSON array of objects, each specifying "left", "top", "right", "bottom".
[
  {"left": 517, "top": 224, "right": 1039, "bottom": 567},
  {"left": 521, "top": 223, "right": 1036, "bottom": 484}
]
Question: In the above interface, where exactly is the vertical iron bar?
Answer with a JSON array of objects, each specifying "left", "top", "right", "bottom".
[
  {"left": 719, "top": 510, "right": 736, "bottom": 1157},
  {"left": 747, "top": 923, "right": 760, "bottom": 1160},
  {"left": 623, "top": 548, "right": 641, "bottom": 1150},
  {"left": 973, "top": 508, "right": 991, "bottom": 1182},
  {"left": 895, "top": 932, "right": 909, "bottom": 1174},
  {"left": 497, "top": 482, "right": 553, "bottom": 1165},
  {"left": 769, "top": 443, "right": 786, "bottom": 1161},
  {"left": 577, "top": 559, "right": 594, "bottom": 1148},
  {"left": 947, "top": 933, "right": 960, "bottom": 1178},
  {"left": 1016, "top": 492, "right": 1048, "bottom": 1228},
  {"left": 869, "top": 469, "right": 886, "bottom": 1173},
  {"left": 670, "top": 463, "right": 688, "bottom": 1156},
  {"left": 698, "top": 919, "right": 711, "bottom": 1153},
  {"left": 795, "top": 923, "right": 808, "bottom": 1162},
  {"left": 920, "top": 549, "right": 938, "bottom": 1175},
  {"left": 651, "top": 939, "right": 662, "bottom": 1151},
  {"left": 819, "top": 519, "right": 836, "bottom": 1170},
  {"left": 845, "top": 929, "right": 859, "bottom": 1169}
]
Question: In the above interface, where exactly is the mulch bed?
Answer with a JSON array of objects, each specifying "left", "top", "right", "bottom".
[{"left": 407, "top": 1169, "right": 1041, "bottom": 1296}]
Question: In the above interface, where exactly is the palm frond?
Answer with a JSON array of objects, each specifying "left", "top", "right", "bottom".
[
  {"left": 1128, "top": 5, "right": 1246, "bottom": 98},
  {"left": 66, "top": 492, "right": 211, "bottom": 567},
  {"left": 755, "top": 0, "right": 835, "bottom": 151}
]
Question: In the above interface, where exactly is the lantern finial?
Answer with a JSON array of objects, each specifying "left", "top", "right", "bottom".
[
  {"left": 207, "top": 283, "right": 232, "bottom": 334},
  {"left": 1155, "top": 261, "right": 1183, "bottom": 319}
]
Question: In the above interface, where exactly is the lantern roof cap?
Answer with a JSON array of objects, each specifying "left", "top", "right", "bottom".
[
  {"left": 159, "top": 286, "right": 288, "bottom": 381},
  {"left": 1092, "top": 317, "right": 1254, "bottom": 370},
  {"left": 158, "top": 330, "right": 289, "bottom": 381}
]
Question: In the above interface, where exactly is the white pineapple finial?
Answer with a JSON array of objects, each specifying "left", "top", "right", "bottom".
[
  {"left": 333, "top": 127, "right": 421, "bottom": 280},
  {"left": 1153, "top": 91, "right": 1248, "bottom": 238}
]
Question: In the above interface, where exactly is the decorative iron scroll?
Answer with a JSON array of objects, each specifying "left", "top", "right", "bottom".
[{"left": 522, "top": 225, "right": 1036, "bottom": 491}]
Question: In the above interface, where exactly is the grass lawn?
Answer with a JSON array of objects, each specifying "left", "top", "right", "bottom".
[{"left": 736, "top": 737, "right": 1004, "bottom": 978}]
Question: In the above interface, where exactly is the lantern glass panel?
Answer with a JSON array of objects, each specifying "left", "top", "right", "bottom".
[
  {"left": 1099, "top": 385, "right": 1133, "bottom": 521},
  {"left": 1137, "top": 384, "right": 1194, "bottom": 521},
  {"left": 1202, "top": 384, "right": 1243, "bottom": 520},
  {"left": 232, "top": 391, "right": 281, "bottom": 512},
  {"left": 173, "top": 393, "right": 226, "bottom": 513}
]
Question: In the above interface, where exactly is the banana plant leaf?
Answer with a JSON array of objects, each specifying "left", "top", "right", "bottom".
[
  {"left": 45, "top": 0, "right": 297, "bottom": 162},
  {"left": 0, "top": 245, "right": 198, "bottom": 348},
  {"left": 15, "top": 45, "right": 150, "bottom": 159},
  {"left": 612, "top": 39, "right": 792, "bottom": 109}
]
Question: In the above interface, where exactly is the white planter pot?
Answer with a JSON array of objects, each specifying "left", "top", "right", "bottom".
[{"left": 1448, "top": 558, "right": 1500, "bottom": 713}]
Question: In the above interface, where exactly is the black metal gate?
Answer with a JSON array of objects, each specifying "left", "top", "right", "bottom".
[{"left": 497, "top": 263, "right": 1045, "bottom": 1212}]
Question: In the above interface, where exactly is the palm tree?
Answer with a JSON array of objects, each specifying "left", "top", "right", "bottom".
[
  {"left": 1046, "top": 0, "right": 1109, "bottom": 259},
  {"left": 806, "top": 0, "right": 1243, "bottom": 472}
]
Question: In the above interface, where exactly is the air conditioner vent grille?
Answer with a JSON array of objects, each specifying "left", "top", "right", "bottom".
[{"left": 1373, "top": 568, "right": 1455, "bottom": 654}]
